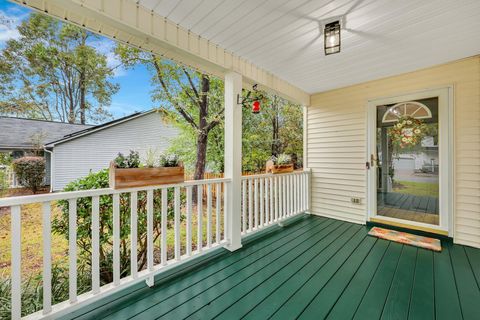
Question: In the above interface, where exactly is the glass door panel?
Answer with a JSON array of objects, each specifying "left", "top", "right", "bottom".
[{"left": 376, "top": 98, "right": 439, "bottom": 225}]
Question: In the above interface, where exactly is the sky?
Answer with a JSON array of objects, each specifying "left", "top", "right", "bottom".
[{"left": 0, "top": 0, "right": 155, "bottom": 120}]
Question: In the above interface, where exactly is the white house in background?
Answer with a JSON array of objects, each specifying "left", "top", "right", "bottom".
[{"left": 45, "top": 110, "right": 178, "bottom": 191}]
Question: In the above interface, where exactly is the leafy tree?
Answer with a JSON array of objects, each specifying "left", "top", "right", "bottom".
[
  {"left": 165, "top": 90, "right": 303, "bottom": 174},
  {"left": 242, "top": 94, "right": 303, "bottom": 172},
  {"left": 0, "top": 13, "right": 118, "bottom": 124},
  {"left": 115, "top": 45, "right": 224, "bottom": 180}
]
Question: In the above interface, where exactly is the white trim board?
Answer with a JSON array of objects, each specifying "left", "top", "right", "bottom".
[{"left": 366, "top": 87, "right": 454, "bottom": 236}]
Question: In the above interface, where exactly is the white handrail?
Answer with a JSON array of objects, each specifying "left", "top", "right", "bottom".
[{"left": 0, "top": 177, "right": 231, "bottom": 206}]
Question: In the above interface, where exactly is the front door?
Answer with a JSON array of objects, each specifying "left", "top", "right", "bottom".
[{"left": 367, "top": 88, "right": 452, "bottom": 235}]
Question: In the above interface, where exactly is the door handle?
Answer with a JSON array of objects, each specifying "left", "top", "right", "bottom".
[{"left": 371, "top": 154, "right": 378, "bottom": 167}]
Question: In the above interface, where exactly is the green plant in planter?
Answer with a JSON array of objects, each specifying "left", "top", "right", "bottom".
[
  {"left": 159, "top": 154, "right": 181, "bottom": 167},
  {"left": 275, "top": 153, "right": 292, "bottom": 165},
  {"left": 143, "top": 148, "right": 158, "bottom": 168},
  {"left": 114, "top": 150, "right": 140, "bottom": 168}
]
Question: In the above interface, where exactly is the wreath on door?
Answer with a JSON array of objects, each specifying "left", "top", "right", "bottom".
[{"left": 388, "top": 116, "right": 427, "bottom": 148}]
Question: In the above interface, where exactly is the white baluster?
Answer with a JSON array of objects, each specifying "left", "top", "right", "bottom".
[
  {"left": 112, "top": 194, "right": 120, "bottom": 287},
  {"left": 254, "top": 178, "right": 259, "bottom": 229},
  {"left": 146, "top": 190, "right": 154, "bottom": 286},
  {"left": 260, "top": 178, "right": 264, "bottom": 227},
  {"left": 130, "top": 192, "right": 138, "bottom": 279},
  {"left": 207, "top": 184, "right": 212, "bottom": 248},
  {"left": 216, "top": 183, "right": 221, "bottom": 244},
  {"left": 91, "top": 196, "right": 100, "bottom": 294},
  {"left": 186, "top": 186, "right": 193, "bottom": 256},
  {"left": 68, "top": 198, "right": 78, "bottom": 302},
  {"left": 274, "top": 176, "right": 279, "bottom": 221},
  {"left": 42, "top": 202, "right": 52, "bottom": 314},
  {"left": 265, "top": 177, "right": 269, "bottom": 225},
  {"left": 174, "top": 187, "right": 181, "bottom": 260},
  {"left": 242, "top": 180, "right": 246, "bottom": 233},
  {"left": 197, "top": 185, "right": 203, "bottom": 252},
  {"left": 248, "top": 179, "right": 253, "bottom": 232},
  {"left": 11, "top": 205, "right": 21, "bottom": 320},
  {"left": 161, "top": 189, "right": 168, "bottom": 266}
]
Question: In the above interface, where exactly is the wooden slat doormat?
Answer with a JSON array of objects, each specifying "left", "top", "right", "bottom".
[{"left": 368, "top": 227, "right": 442, "bottom": 251}]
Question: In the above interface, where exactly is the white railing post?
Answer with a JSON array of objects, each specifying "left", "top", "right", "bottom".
[{"left": 224, "top": 71, "right": 242, "bottom": 251}]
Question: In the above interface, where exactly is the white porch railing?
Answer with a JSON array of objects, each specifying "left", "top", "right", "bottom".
[
  {"left": 0, "top": 178, "right": 231, "bottom": 320},
  {"left": 241, "top": 170, "right": 310, "bottom": 235},
  {"left": 0, "top": 170, "right": 311, "bottom": 319}
]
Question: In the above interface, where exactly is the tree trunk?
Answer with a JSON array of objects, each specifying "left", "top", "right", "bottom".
[
  {"left": 194, "top": 132, "right": 208, "bottom": 180},
  {"left": 271, "top": 101, "right": 280, "bottom": 156},
  {"left": 79, "top": 71, "right": 86, "bottom": 124}
]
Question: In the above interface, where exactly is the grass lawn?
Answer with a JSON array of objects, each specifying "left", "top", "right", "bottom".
[{"left": 393, "top": 180, "right": 439, "bottom": 197}]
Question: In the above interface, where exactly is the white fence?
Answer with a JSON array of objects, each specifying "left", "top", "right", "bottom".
[
  {"left": 241, "top": 171, "right": 310, "bottom": 235},
  {"left": 0, "top": 170, "right": 310, "bottom": 319}
]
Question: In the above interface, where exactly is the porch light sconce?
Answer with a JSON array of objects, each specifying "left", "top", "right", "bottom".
[
  {"left": 237, "top": 84, "right": 264, "bottom": 114},
  {"left": 324, "top": 20, "right": 341, "bottom": 55}
]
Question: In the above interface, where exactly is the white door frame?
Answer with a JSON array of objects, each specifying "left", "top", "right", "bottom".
[{"left": 366, "top": 87, "right": 454, "bottom": 236}]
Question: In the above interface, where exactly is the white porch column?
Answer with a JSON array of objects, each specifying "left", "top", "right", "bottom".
[{"left": 224, "top": 71, "right": 243, "bottom": 251}]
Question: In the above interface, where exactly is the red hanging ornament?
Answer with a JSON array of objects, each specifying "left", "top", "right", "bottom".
[{"left": 252, "top": 100, "right": 261, "bottom": 113}]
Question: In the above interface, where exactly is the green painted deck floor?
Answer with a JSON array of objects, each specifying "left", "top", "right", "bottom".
[{"left": 71, "top": 215, "right": 480, "bottom": 320}]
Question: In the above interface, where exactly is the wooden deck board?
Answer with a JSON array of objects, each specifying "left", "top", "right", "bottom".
[
  {"left": 434, "top": 244, "right": 463, "bottom": 320},
  {"left": 408, "top": 249, "right": 435, "bottom": 320},
  {"left": 202, "top": 224, "right": 361, "bottom": 320},
  {"left": 65, "top": 215, "right": 480, "bottom": 320},
  {"left": 139, "top": 220, "right": 346, "bottom": 319}
]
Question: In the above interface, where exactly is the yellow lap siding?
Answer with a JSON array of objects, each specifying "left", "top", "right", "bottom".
[{"left": 308, "top": 55, "right": 480, "bottom": 248}]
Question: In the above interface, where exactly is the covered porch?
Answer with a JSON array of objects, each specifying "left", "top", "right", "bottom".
[
  {"left": 1, "top": 0, "right": 480, "bottom": 319},
  {"left": 63, "top": 215, "right": 480, "bottom": 320}
]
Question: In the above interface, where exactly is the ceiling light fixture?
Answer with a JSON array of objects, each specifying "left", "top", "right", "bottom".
[{"left": 324, "top": 20, "right": 341, "bottom": 55}]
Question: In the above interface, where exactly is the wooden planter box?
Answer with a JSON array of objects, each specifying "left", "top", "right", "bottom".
[
  {"left": 271, "top": 164, "right": 294, "bottom": 174},
  {"left": 109, "top": 162, "right": 184, "bottom": 189}
]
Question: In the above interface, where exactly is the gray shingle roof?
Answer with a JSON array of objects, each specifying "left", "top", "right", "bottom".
[{"left": 0, "top": 117, "right": 93, "bottom": 150}]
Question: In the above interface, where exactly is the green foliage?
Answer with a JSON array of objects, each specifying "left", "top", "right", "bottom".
[
  {"left": 143, "top": 148, "right": 158, "bottom": 168},
  {"left": 0, "top": 13, "right": 118, "bottom": 123},
  {"left": 12, "top": 156, "right": 45, "bottom": 194},
  {"left": 0, "top": 264, "right": 91, "bottom": 318},
  {"left": 0, "top": 153, "right": 12, "bottom": 166},
  {"left": 159, "top": 154, "right": 181, "bottom": 167},
  {"left": 113, "top": 150, "right": 140, "bottom": 168},
  {"left": 273, "top": 153, "right": 292, "bottom": 165},
  {"left": 52, "top": 169, "right": 183, "bottom": 283},
  {"left": 242, "top": 94, "right": 303, "bottom": 172}
]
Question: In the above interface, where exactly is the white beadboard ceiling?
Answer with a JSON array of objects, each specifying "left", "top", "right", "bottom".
[{"left": 136, "top": 0, "right": 480, "bottom": 94}]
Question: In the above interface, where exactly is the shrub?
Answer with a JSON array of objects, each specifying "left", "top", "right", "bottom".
[
  {"left": 12, "top": 157, "right": 45, "bottom": 194},
  {"left": 53, "top": 169, "right": 183, "bottom": 284}
]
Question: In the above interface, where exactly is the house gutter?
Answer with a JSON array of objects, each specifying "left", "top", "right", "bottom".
[{"left": 43, "top": 147, "right": 54, "bottom": 193}]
